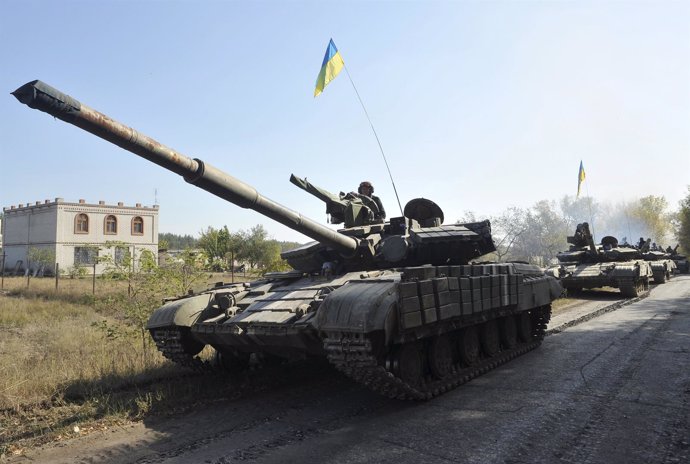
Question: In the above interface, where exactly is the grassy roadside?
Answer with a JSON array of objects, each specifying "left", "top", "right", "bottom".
[{"left": 0, "top": 276, "right": 242, "bottom": 459}]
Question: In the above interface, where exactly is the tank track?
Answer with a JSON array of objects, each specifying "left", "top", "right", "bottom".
[
  {"left": 150, "top": 328, "right": 213, "bottom": 372},
  {"left": 324, "top": 306, "right": 551, "bottom": 400}
]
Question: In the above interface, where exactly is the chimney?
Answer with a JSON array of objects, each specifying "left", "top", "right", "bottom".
[
  {"left": 35, "top": 201, "right": 41, "bottom": 205},
  {"left": 78, "top": 199, "right": 85, "bottom": 204},
  {"left": 135, "top": 203, "right": 141, "bottom": 208},
  {"left": 118, "top": 202, "right": 124, "bottom": 207},
  {"left": 45, "top": 200, "right": 50, "bottom": 204},
  {"left": 99, "top": 200, "right": 105, "bottom": 205}
]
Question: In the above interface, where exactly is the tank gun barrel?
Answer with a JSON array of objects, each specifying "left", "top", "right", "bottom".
[{"left": 12, "top": 80, "right": 358, "bottom": 254}]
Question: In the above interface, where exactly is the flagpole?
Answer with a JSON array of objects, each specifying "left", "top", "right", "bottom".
[{"left": 341, "top": 64, "right": 404, "bottom": 216}]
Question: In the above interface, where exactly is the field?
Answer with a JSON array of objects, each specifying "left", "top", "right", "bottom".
[
  {"left": 0, "top": 274, "right": 574, "bottom": 458},
  {"left": 0, "top": 275, "right": 245, "bottom": 458}
]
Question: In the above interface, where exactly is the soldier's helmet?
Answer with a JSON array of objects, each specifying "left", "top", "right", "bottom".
[{"left": 358, "top": 181, "right": 374, "bottom": 195}]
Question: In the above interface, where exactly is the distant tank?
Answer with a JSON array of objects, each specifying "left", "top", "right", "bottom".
[
  {"left": 13, "top": 80, "right": 562, "bottom": 400},
  {"left": 547, "top": 223, "right": 652, "bottom": 297},
  {"left": 639, "top": 242, "right": 676, "bottom": 283},
  {"left": 667, "top": 245, "right": 689, "bottom": 274}
]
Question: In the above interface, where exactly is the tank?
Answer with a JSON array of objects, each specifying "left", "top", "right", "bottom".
[
  {"left": 639, "top": 242, "right": 677, "bottom": 283},
  {"left": 667, "top": 245, "right": 689, "bottom": 274},
  {"left": 13, "top": 80, "right": 562, "bottom": 400},
  {"left": 547, "top": 223, "right": 652, "bottom": 297}
]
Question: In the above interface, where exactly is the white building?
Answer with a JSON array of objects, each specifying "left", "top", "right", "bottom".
[{"left": 2, "top": 198, "right": 158, "bottom": 275}]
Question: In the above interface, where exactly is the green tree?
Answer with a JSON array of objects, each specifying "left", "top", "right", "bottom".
[
  {"left": 27, "top": 246, "right": 56, "bottom": 272},
  {"left": 97, "top": 247, "right": 206, "bottom": 355},
  {"left": 630, "top": 195, "right": 672, "bottom": 244},
  {"left": 158, "top": 232, "right": 198, "bottom": 249},
  {"left": 676, "top": 187, "right": 690, "bottom": 254}
]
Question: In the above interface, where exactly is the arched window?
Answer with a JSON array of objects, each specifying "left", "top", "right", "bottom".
[
  {"left": 132, "top": 216, "right": 144, "bottom": 235},
  {"left": 75, "top": 213, "right": 89, "bottom": 234},
  {"left": 104, "top": 215, "right": 117, "bottom": 234}
]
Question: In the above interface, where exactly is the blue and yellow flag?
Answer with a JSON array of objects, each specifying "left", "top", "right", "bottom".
[
  {"left": 314, "top": 39, "right": 345, "bottom": 97},
  {"left": 577, "top": 161, "right": 586, "bottom": 198}
]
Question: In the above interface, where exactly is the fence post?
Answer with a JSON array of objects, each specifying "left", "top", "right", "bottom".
[
  {"left": 92, "top": 262, "right": 96, "bottom": 295},
  {"left": 26, "top": 257, "right": 31, "bottom": 288},
  {"left": 55, "top": 263, "right": 59, "bottom": 292},
  {"left": 1, "top": 253, "right": 5, "bottom": 290}
]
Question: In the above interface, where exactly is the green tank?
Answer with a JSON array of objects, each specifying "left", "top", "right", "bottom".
[
  {"left": 13, "top": 80, "right": 562, "bottom": 400},
  {"left": 547, "top": 223, "right": 652, "bottom": 297}
]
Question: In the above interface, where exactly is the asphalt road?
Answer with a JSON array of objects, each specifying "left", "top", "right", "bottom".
[{"left": 13, "top": 276, "right": 690, "bottom": 464}]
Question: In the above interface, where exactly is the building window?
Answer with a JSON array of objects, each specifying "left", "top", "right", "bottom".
[
  {"left": 104, "top": 215, "right": 118, "bottom": 234},
  {"left": 132, "top": 216, "right": 144, "bottom": 235},
  {"left": 75, "top": 213, "right": 89, "bottom": 234},
  {"left": 74, "top": 247, "right": 98, "bottom": 265},
  {"left": 114, "top": 246, "right": 130, "bottom": 265}
]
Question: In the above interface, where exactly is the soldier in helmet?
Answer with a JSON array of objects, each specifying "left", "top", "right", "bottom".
[{"left": 358, "top": 181, "right": 386, "bottom": 220}]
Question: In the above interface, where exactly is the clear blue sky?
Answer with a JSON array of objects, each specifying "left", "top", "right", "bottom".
[{"left": 1, "top": 0, "right": 689, "bottom": 243}]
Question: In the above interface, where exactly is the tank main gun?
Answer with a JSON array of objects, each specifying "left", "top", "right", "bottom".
[{"left": 12, "top": 80, "right": 359, "bottom": 256}]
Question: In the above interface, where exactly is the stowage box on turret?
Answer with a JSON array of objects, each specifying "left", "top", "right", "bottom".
[{"left": 13, "top": 80, "right": 561, "bottom": 399}]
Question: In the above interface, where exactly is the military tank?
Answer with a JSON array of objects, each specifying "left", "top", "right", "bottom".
[
  {"left": 13, "top": 79, "right": 561, "bottom": 400},
  {"left": 547, "top": 223, "right": 652, "bottom": 297},
  {"left": 667, "top": 245, "right": 689, "bottom": 274},
  {"left": 638, "top": 242, "right": 676, "bottom": 283}
]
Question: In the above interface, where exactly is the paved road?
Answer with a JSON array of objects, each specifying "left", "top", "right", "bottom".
[{"left": 13, "top": 276, "right": 690, "bottom": 464}]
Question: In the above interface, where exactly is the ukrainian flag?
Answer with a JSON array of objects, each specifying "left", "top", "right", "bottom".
[
  {"left": 314, "top": 39, "right": 345, "bottom": 97},
  {"left": 577, "top": 161, "right": 586, "bottom": 198}
]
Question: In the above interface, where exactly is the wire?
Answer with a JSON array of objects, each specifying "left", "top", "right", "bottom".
[{"left": 342, "top": 63, "right": 404, "bottom": 216}]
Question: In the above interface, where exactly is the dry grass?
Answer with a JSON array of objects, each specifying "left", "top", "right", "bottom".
[{"left": 0, "top": 277, "right": 233, "bottom": 457}]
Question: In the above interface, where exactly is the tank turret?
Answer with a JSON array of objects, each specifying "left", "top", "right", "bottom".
[{"left": 13, "top": 80, "right": 495, "bottom": 273}]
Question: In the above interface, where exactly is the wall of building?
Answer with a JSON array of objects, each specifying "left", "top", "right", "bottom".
[
  {"left": 2, "top": 200, "right": 58, "bottom": 273},
  {"left": 2, "top": 198, "right": 159, "bottom": 274}
]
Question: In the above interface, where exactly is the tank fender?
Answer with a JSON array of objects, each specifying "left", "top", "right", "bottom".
[
  {"left": 314, "top": 280, "right": 398, "bottom": 339},
  {"left": 146, "top": 294, "right": 211, "bottom": 329},
  {"left": 547, "top": 276, "right": 564, "bottom": 299}
]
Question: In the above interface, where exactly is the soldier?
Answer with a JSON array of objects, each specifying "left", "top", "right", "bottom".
[{"left": 358, "top": 181, "right": 386, "bottom": 220}]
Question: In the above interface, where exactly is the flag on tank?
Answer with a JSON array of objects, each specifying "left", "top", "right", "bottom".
[
  {"left": 314, "top": 39, "right": 345, "bottom": 97},
  {"left": 577, "top": 161, "right": 586, "bottom": 198}
]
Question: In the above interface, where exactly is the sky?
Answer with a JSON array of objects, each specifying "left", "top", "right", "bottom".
[{"left": 1, "top": 0, "right": 689, "bottom": 243}]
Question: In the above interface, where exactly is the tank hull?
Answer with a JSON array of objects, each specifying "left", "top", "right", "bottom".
[
  {"left": 148, "top": 263, "right": 560, "bottom": 399},
  {"left": 551, "top": 260, "right": 652, "bottom": 297}
]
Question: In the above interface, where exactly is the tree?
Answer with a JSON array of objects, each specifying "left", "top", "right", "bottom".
[
  {"left": 158, "top": 232, "right": 198, "bottom": 250},
  {"left": 198, "top": 225, "right": 235, "bottom": 270},
  {"left": 490, "top": 206, "right": 528, "bottom": 261},
  {"left": 629, "top": 195, "right": 672, "bottom": 245},
  {"left": 27, "top": 246, "right": 56, "bottom": 273},
  {"left": 511, "top": 200, "right": 569, "bottom": 265},
  {"left": 676, "top": 187, "right": 690, "bottom": 254}
]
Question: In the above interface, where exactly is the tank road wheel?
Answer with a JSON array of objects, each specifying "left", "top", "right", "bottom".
[
  {"left": 458, "top": 326, "right": 480, "bottom": 366},
  {"left": 500, "top": 316, "right": 518, "bottom": 349},
  {"left": 179, "top": 329, "right": 204, "bottom": 356},
  {"left": 394, "top": 343, "right": 425, "bottom": 387},
  {"left": 215, "top": 349, "right": 250, "bottom": 373},
  {"left": 428, "top": 335, "right": 454, "bottom": 379},
  {"left": 517, "top": 312, "right": 532, "bottom": 342},
  {"left": 480, "top": 320, "right": 500, "bottom": 357},
  {"left": 654, "top": 272, "right": 666, "bottom": 284},
  {"left": 621, "top": 279, "right": 642, "bottom": 298}
]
